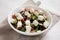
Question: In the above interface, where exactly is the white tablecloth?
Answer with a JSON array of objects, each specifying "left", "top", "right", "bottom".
[{"left": 0, "top": 0, "right": 60, "bottom": 40}]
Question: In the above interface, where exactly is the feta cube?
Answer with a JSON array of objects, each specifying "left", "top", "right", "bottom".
[
  {"left": 25, "top": 20, "right": 30, "bottom": 26},
  {"left": 15, "top": 13, "right": 20, "bottom": 16},
  {"left": 17, "top": 21, "right": 22, "bottom": 27},
  {"left": 25, "top": 11, "right": 31, "bottom": 17},
  {"left": 33, "top": 20, "right": 38, "bottom": 26},
  {"left": 25, "top": 26, "right": 31, "bottom": 32},
  {"left": 16, "top": 13, "right": 23, "bottom": 20},
  {"left": 38, "top": 15, "right": 44, "bottom": 21},
  {"left": 43, "top": 21, "right": 49, "bottom": 28}
]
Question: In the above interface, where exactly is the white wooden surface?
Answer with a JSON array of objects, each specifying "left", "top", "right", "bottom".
[{"left": 0, "top": 0, "right": 60, "bottom": 40}]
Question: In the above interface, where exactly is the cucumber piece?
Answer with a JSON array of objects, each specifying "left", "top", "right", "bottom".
[
  {"left": 31, "top": 12, "right": 38, "bottom": 20},
  {"left": 30, "top": 23, "right": 34, "bottom": 27},
  {"left": 39, "top": 23, "right": 43, "bottom": 26},
  {"left": 35, "top": 27, "right": 38, "bottom": 32},
  {"left": 20, "top": 27, "right": 26, "bottom": 32}
]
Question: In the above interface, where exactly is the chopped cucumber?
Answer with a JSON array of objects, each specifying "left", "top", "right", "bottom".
[
  {"left": 35, "top": 27, "right": 38, "bottom": 32},
  {"left": 11, "top": 22, "right": 17, "bottom": 28},
  {"left": 31, "top": 12, "right": 38, "bottom": 20},
  {"left": 39, "top": 23, "right": 43, "bottom": 26},
  {"left": 20, "top": 27, "right": 26, "bottom": 32},
  {"left": 30, "top": 23, "right": 34, "bottom": 27}
]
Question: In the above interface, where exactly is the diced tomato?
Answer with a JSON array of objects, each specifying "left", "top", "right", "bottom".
[
  {"left": 24, "top": 7, "right": 30, "bottom": 11},
  {"left": 16, "top": 27, "right": 19, "bottom": 29},
  {"left": 21, "top": 18, "right": 24, "bottom": 22},
  {"left": 31, "top": 28, "right": 34, "bottom": 32},
  {"left": 16, "top": 27, "right": 21, "bottom": 29},
  {"left": 26, "top": 17, "right": 30, "bottom": 20},
  {"left": 35, "top": 9, "right": 38, "bottom": 12},
  {"left": 12, "top": 14, "right": 16, "bottom": 19},
  {"left": 31, "top": 28, "right": 35, "bottom": 32}
]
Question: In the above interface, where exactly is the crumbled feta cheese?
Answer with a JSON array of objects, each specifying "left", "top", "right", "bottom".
[
  {"left": 16, "top": 13, "right": 23, "bottom": 20},
  {"left": 25, "top": 11, "right": 31, "bottom": 17},
  {"left": 25, "top": 26, "right": 31, "bottom": 32},
  {"left": 33, "top": 20, "right": 38, "bottom": 26},
  {"left": 43, "top": 21, "right": 49, "bottom": 28},
  {"left": 25, "top": 20, "right": 30, "bottom": 26},
  {"left": 17, "top": 21, "right": 22, "bottom": 27},
  {"left": 38, "top": 15, "right": 44, "bottom": 21},
  {"left": 37, "top": 30, "right": 42, "bottom": 33}
]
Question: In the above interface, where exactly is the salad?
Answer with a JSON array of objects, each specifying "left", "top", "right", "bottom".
[{"left": 11, "top": 7, "right": 49, "bottom": 33}]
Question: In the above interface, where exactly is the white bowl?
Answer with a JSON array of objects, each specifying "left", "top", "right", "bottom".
[{"left": 8, "top": 5, "right": 53, "bottom": 36}]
